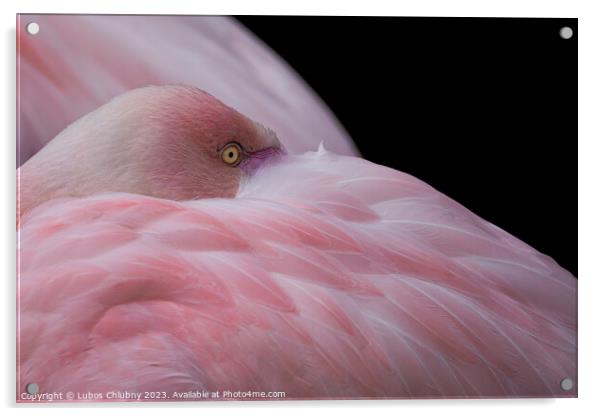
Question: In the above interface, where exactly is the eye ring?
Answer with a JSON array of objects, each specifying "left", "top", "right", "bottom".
[{"left": 220, "top": 142, "right": 243, "bottom": 166}]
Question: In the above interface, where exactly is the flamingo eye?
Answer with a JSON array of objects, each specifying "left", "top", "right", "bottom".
[{"left": 220, "top": 143, "right": 242, "bottom": 166}]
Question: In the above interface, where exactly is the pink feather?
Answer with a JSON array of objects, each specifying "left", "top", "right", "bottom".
[
  {"left": 17, "top": 15, "right": 357, "bottom": 166},
  {"left": 17, "top": 150, "right": 576, "bottom": 401}
]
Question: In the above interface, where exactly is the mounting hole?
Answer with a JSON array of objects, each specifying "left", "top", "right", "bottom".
[
  {"left": 559, "top": 26, "right": 573, "bottom": 40},
  {"left": 560, "top": 377, "right": 574, "bottom": 391},
  {"left": 26, "top": 22, "right": 40, "bottom": 35},
  {"left": 26, "top": 383, "right": 39, "bottom": 395}
]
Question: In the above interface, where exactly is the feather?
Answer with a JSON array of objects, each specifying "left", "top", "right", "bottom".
[
  {"left": 17, "top": 151, "right": 576, "bottom": 400},
  {"left": 17, "top": 15, "right": 357, "bottom": 166}
]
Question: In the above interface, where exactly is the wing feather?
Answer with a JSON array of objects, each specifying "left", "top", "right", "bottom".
[{"left": 17, "top": 151, "right": 576, "bottom": 400}]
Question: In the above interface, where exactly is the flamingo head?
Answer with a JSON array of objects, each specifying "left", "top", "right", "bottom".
[
  {"left": 19, "top": 85, "right": 284, "bottom": 217},
  {"left": 104, "top": 85, "right": 284, "bottom": 200}
]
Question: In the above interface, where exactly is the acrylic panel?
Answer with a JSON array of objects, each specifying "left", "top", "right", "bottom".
[{"left": 16, "top": 15, "right": 577, "bottom": 402}]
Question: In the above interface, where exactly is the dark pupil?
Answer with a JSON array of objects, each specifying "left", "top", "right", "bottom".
[{"left": 228, "top": 151, "right": 234, "bottom": 159}]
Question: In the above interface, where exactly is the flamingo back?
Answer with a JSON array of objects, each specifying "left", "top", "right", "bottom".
[{"left": 17, "top": 151, "right": 576, "bottom": 400}]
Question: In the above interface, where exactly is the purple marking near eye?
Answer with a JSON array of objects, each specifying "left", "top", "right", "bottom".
[{"left": 239, "top": 146, "right": 286, "bottom": 174}]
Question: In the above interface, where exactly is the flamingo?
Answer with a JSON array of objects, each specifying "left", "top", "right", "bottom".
[{"left": 17, "top": 85, "right": 576, "bottom": 401}]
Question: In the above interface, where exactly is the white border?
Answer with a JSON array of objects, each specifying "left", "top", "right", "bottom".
[{"left": 2, "top": 1, "right": 601, "bottom": 415}]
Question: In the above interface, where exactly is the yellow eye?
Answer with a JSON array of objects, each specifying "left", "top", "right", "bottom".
[{"left": 220, "top": 143, "right": 242, "bottom": 166}]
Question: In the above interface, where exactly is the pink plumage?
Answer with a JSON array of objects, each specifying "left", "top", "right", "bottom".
[
  {"left": 17, "top": 148, "right": 576, "bottom": 400},
  {"left": 17, "top": 15, "right": 357, "bottom": 166}
]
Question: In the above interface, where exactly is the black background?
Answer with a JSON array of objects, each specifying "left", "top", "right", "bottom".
[{"left": 237, "top": 17, "right": 577, "bottom": 276}]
